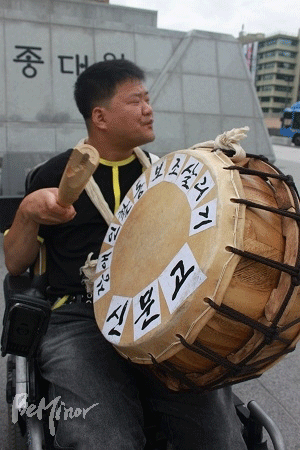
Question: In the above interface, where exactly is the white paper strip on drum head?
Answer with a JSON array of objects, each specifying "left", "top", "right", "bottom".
[
  {"left": 103, "top": 223, "right": 121, "bottom": 246},
  {"left": 116, "top": 196, "right": 133, "bottom": 225},
  {"left": 132, "top": 173, "right": 147, "bottom": 203},
  {"left": 159, "top": 243, "right": 206, "bottom": 315},
  {"left": 164, "top": 154, "right": 187, "bottom": 183},
  {"left": 148, "top": 159, "right": 167, "bottom": 189},
  {"left": 102, "top": 296, "right": 132, "bottom": 344},
  {"left": 187, "top": 170, "right": 215, "bottom": 210},
  {"left": 133, "top": 280, "right": 161, "bottom": 341},
  {"left": 96, "top": 248, "right": 113, "bottom": 273},
  {"left": 93, "top": 269, "right": 110, "bottom": 302},
  {"left": 189, "top": 198, "right": 217, "bottom": 236},
  {"left": 175, "top": 156, "right": 203, "bottom": 194}
]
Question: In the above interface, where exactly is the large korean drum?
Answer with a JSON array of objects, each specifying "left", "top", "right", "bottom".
[{"left": 93, "top": 146, "right": 300, "bottom": 391}]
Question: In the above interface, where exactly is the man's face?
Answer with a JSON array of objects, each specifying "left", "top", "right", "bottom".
[{"left": 103, "top": 79, "right": 155, "bottom": 148}]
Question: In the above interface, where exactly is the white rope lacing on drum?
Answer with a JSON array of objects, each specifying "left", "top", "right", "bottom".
[{"left": 191, "top": 126, "right": 249, "bottom": 163}]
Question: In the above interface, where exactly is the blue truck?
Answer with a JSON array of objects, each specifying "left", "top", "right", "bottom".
[{"left": 280, "top": 101, "right": 300, "bottom": 146}]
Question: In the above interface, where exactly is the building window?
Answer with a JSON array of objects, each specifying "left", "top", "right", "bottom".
[
  {"left": 265, "top": 51, "right": 276, "bottom": 58},
  {"left": 262, "top": 107, "right": 269, "bottom": 113},
  {"left": 262, "top": 73, "right": 274, "bottom": 80},
  {"left": 277, "top": 62, "right": 295, "bottom": 69},
  {"left": 275, "top": 85, "right": 292, "bottom": 92},
  {"left": 274, "top": 96, "right": 290, "bottom": 103},
  {"left": 265, "top": 39, "right": 277, "bottom": 46},
  {"left": 272, "top": 108, "right": 283, "bottom": 113},
  {"left": 278, "top": 38, "right": 298, "bottom": 46},
  {"left": 278, "top": 39, "right": 292, "bottom": 46},
  {"left": 261, "top": 85, "right": 272, "bottom": 91},
  {"left": 260, "top": 96, "right": 271, "bottom": 102},
  {"left": 278, "top": 50, "right": 296, "bottom": 58},
  {"left": 264, "top": 62, "right": 275, "bottom": 68},
  {"left": 276, "top": 74, "right": 294, "bottom": 81}
]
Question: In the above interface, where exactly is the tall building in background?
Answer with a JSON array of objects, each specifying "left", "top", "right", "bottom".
[{"left": 239, "top": 30, "right": 300, "bottom": 130}]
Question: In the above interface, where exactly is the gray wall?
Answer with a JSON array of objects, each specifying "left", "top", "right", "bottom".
[{"left": 0, "top": 0, "right": 274, "bottom": 195}]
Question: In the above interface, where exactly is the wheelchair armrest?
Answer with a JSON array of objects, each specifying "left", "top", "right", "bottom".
[
  {"left": 3, "top": 271, "right": 48, "bottom": 303},
  {"left": 1, "top": 272, "right": 52, "bottom": 358},
  {"left": 4, "top": 272, "right": 36, "bottom": 302}
]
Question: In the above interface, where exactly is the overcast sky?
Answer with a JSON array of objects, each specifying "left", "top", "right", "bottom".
[{"left": 110, "top": 0, "right": 300, "bottom": 39}]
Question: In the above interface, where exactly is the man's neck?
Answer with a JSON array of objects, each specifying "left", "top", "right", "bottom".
[{"left": 86, "top": 137, "right": 135, "bottom": 162}]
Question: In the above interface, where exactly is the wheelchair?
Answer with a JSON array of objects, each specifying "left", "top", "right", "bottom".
[
  {"left": 0, "top": 173, "right": 287, "bottom": 450},
  {"left": 2, "top": 269, "right": 287, "bottom": 450}
]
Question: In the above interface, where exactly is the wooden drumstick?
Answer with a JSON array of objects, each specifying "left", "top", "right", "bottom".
[{"left": 58, "top": 144, "right": 99, "bottom": 207}]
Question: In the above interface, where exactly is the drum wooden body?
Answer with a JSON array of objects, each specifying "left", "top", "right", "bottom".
[{"left": 93, "top": 148, "right": 300, "bottom": 391}]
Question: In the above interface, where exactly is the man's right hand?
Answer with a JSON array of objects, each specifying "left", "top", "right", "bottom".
[{"left": 20, "top": 188, "right": 76, "bottom": 225}]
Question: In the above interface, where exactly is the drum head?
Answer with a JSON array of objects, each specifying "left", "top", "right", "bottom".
[{"left": 93, "top": 149, "right": 245, "bottom": 363}]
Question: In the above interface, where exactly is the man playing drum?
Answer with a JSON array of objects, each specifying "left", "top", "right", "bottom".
[{"left": 4, "top": 59, "right": 247, "bottom": 449}]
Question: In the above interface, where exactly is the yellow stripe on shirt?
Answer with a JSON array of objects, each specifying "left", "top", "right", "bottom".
[
  {"left": 112, "top": 165, "right": 120, "bottom": 213},
  {"left": 99, "top": 154, "right": 136, "bottom": 214}
]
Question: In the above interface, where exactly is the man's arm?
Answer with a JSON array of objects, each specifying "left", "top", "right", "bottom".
[{"left": 4, "top": 187, "right": 76, "bottom": 276}]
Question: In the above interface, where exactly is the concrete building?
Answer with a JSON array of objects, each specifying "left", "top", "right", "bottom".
[
  {"left": 0, "top": 0, "right": 273, "bottom": 195},
  {"left": 240, "top": 30, "right": 300, "bottom": 130}
]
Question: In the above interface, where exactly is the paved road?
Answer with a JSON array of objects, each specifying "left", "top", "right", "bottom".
[
  {"left": 1, "top": 142, "right": 300, "bottom": 449},
  {"left": 272, "top": 143, "right": 300, "bottom": 191}
]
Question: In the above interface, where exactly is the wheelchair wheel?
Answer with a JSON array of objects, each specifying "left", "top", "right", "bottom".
[{"left": 7, "top": 404, "right": 27, "bottom": 450}]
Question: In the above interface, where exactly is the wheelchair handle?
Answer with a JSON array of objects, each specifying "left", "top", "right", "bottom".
[{"left": 247, "top": 400, "right": 286, "bottom": 450}]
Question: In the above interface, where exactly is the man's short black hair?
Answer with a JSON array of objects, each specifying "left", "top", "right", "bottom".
[{"left": 74, "top": 59, "right": 145, "bottom": 119}]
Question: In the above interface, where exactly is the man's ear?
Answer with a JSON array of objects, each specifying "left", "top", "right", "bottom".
[{"left": 91, "top": 106, "right": 107, "bottom": 130}]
